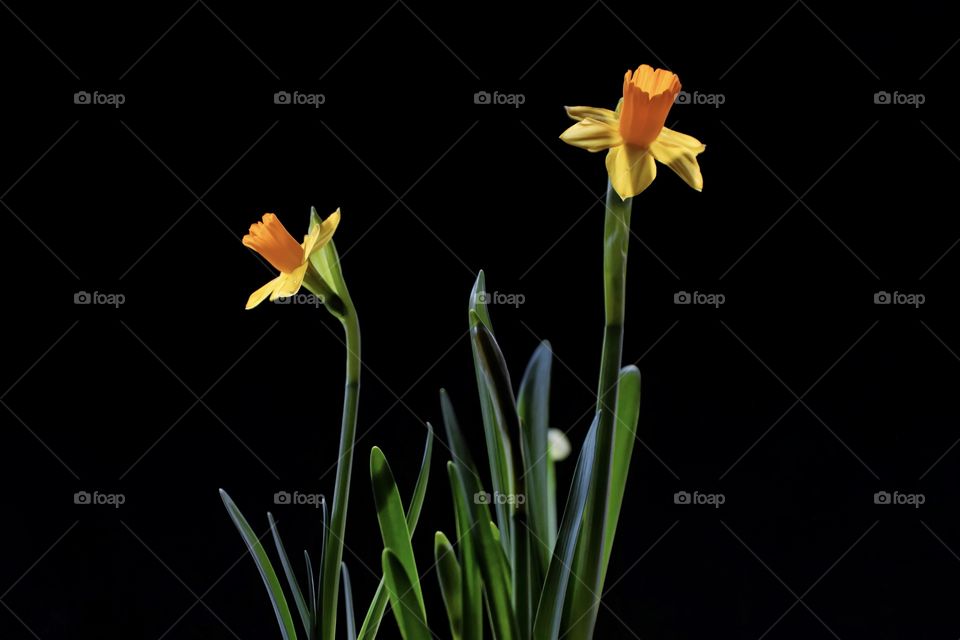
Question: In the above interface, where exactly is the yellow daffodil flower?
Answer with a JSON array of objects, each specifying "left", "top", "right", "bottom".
[
  {"left": 560, "top": 64, "right": 705, "bottom": 199},
  {"left": 242, "top": 209, "right": 340, "bottom": 309}
]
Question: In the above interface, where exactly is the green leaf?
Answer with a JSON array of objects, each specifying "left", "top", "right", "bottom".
[
  {"left": 382, "top": 549, "right": 431, "bottom": 640},
  {"left": 451, "top": 463, "right": 519, "bottom": 640},
  {"left": 370, "top": 447, "right": 425, "bottom": 614},
  {"left": 531, "top": 417, "right": 598, "bottom": 640},
  {"left": 358, "top": 426, "right": 433, "bottom": 640},
  {"left": 318, "top": 496, "right": 328, "bottom": 616},
  {"left": 435, "top": 531, "right": 464, "bottom": 640},
  {"left": 512, "top": 512, "right": 532, "bottom": 639},
  {"left": 304, "top": 550, "right": 316, "bottom": 624},
  {"left": 268, "top": 512, "right": 312, "bottom": 636},
  {"left": 220, "top": 489, "right": 299, "bottom": 640},
  {"left": 342, "top": 563, "right": 357, "bottom": 640},
  {"left": 447, "top": 462, "right": 483, "bottom": 640},
  {"left": 517, "top": 341, "right": 553, "bottom": 574},
  {"left": 469, "top": 272, "right": 516, "bottom": 553},
  {"left": 602, "top": 366, "right": 641, "bottom": 582},
  {"left": 440, "top": 390, "right": 482, "bottom": 489}
]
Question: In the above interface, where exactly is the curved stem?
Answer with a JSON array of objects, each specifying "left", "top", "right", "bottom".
[
  {"left": 564, "top": 182, "right": 632, "bottom": 640},
  {"left": 320, "top": 292, "right": 361, "bottom": 640}
]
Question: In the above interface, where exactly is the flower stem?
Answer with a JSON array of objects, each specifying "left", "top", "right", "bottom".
[
  {"left": 319, "top": 280, "right": 361, "bottom": 640},
  {"left": 564, "top": 181, "right": 632, "bottom": 640}
]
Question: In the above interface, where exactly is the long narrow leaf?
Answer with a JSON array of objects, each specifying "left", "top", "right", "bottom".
[
  {"left": 530, "top": 417, "right": 598, "bottom": 640},
  {"left": 469, "top": 272, "right": 515, "bottom": 552},
  {"left": 447, "top": 462, "right": 483, "bottom": 640},
  {"left": 358, "top": 426, "right": 433, "bottom": 640},
  {"left": 435, "top": 531, "right": 464, "bottom": 640},
  {"left": 452, "top": 463, "right": 519, "bottom": 640},
  {"left": 342, "top": 563, "right": 357, "bottom": 640},
  {"left": 382, "top": 549, "right": 431, "bottom": 640},
  {"left": 602, "top": 366, "right": 641, "bottom": 582},
  {"left": 268, "top": 512, "right": 312, "bottom": 636},
  {"left": 317, "top": 497, "right": 328, "bottom": 618},
  {"left": 513, "top": 512, "right": 532, "bottom": 639},
  {"left": 370, "top": 447, "right": 425, "bottom": 613},
  {"left": 517, "top": 341, "right": 553, "bottom": 576},
  {"left": 220, "top": 489, "right": 299, "bottom": 640},
  {"left": 304, "top": 551, "right": 316, "bottom": 624}
]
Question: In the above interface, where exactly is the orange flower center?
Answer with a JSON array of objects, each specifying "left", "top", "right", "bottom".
[
  {"left": 242, "top": 213, "right": 304, "bottom": 273},
  {"left": 618, "top": 65, "right": 681, "bottom": 148}
]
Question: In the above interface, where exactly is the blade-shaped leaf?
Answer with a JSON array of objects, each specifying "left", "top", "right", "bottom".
[
  {"left": 451, "top": 463, "right": 519, "bottom": 640},
  {"left": 469, "top": 272, "right": 515, "bottom": 552},
  {"left": 220, "top": 489, "right": 299, "bottom": 640},
  {"left": 602, "top": 366, "right": 641, "bottom": 582},
  {"left": 268, "top": 512, "right": 312, "bottom": 636},
  {"left": 435, "top": 531, "right": 464, "bottom": 640},
  {"left": 531, "top": 417, "right": 598, "bottom": 640},
  {"left": 370, "top": 447, "right": 425, "bottom": 614},
  {"left": 447, "top": 462, "right": 483, "bottom": 640},
  {"left": 318, "top": 496, "right": 328, "bottom": 617},
  {"left": 342, "top": 563, "right": 357, "bottom": 640},
  {"left": 358, "top": 426, "right": 433, "bottom": 640},
  {"left": 304, "top": 550, "right": 316, "bottom": 624},
  {"left": 517, "top": 341, "right": 553, "bottom": 575},
  {"left": 513, "top": 512, "right": 532, "bottom": 639},
  {"left": 382, "top": 549, "right": 431, "bottom": 640}
]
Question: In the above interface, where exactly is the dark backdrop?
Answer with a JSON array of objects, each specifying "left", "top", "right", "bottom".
[{"left": 2, "top": 1, "right": 959, "bottom": 638}]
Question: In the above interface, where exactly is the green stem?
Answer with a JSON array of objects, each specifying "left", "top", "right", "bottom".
[
  {"left": 563, "top": 182, "right": 631, "bottom": 640},
  {"left": 320, "top": 288, "right": 361, "bottom": 640}
]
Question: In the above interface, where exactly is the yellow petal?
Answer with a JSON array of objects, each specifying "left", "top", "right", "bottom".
[
  {"left": 650, "top": 127, "right": 705, "bottom": 191},
  {"left": 303, "top": 208, "right": 341, "bottom": 258},
  {"left": 246, "top": 276, "right": 282, "bottom": 310},
  {"left": 605, "top": 144, "right": 656, "bottom": 199},
  {"left": 560, "top": 118, "right": 622, "bottom": 153},
  {"left": 564, "top": 105, "right": 618, "bottom": 125},
  {"left": 270, "top": 265, "right": 308, "bottom": 301}
]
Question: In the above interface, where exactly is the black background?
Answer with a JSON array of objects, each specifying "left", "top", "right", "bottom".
[{"left": 2, "top": 1, "right": 959, "bottom": 638}]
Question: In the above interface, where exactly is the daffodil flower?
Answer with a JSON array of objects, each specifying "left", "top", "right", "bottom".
[
  {"left": 560, "top": 64, "right": 705, "bottom": 199},
  {"left": 242, "top": 209, "right": 340, "bottom": 309}
]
